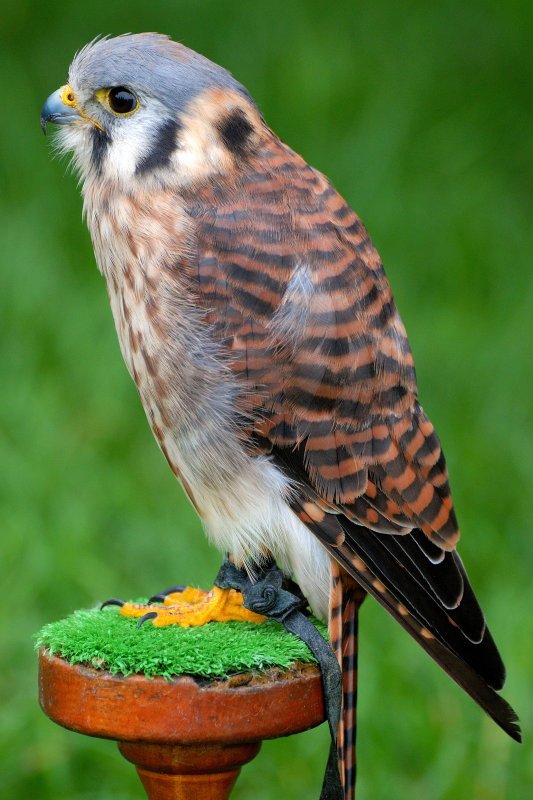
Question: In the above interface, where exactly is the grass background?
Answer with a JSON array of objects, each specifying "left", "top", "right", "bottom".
[{"left": 1, "top": 0, "right": 532, "bottom": 797}]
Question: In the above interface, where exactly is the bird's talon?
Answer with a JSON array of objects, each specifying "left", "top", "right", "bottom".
[
  {"left": 148, "top": 584, "right": 187, "bottom": 603},
  {"left": 100, "top": 598, "right": 125, "bottom": 609},
  {"left": 147, "top": 593, "right": 167, "bottom": 604},
  {"left": 138, "top": 611, "right": 159, "bottom": 628}
]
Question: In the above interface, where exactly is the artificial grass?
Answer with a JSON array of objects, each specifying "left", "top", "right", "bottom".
[{"left": 35, "top": 602, "right": 329, "bottom": 680}]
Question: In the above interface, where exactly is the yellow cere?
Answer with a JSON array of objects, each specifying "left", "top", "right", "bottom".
[
  {"left": 60, "top": 84, "right": 77, "bottom": 106},
  {"left": 60, "top": 84, "right": 105, "bottom": 132}
]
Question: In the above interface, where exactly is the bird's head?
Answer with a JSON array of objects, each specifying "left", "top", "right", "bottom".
[{"left": 41, "top": 33, "right": 266, "bottom": 191}]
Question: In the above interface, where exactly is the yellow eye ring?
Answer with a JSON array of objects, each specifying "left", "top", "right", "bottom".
[{"left": 105, "top": 87, "right": 139, "bottom": 116}]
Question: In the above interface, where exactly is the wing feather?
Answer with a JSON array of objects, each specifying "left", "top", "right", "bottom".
[{"left": 181, "top": 131, "right": 518, "bottom": 737}]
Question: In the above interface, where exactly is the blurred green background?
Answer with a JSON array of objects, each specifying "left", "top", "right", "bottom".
[{"left": 1, "top": 0, "right": 532, "bottom": 797}]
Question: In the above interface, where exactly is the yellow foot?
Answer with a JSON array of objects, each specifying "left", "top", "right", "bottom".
[{"left": 119, "top": 585, "right": 267, "bottom": 627}]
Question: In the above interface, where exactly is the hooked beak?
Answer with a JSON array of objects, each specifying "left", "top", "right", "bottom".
[{"left": 40, "top": 85, "right": 81, "bottom": 135}]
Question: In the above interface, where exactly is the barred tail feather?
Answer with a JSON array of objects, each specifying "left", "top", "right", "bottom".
[
  {"left": 328, "top": 543, "right": 522, "bottom": 743},
  {"left": 329, "top": 561, "right": 367, "bottom": 799}
]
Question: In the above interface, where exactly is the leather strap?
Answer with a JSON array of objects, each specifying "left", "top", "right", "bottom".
[{"left": 215, "top": 558, "right": 343, "bottom": 799}]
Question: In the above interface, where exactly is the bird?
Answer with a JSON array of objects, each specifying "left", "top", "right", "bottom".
[{"left": 41, "top": 33, "right": 520, "bottom": 798}]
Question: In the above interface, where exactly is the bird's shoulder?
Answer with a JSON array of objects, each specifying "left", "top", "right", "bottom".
[{"left": 184, "top": 132, "right": 416, "bottom": 399}]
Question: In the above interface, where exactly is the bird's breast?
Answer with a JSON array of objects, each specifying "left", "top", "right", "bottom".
[
  {"left": 82, "top": 183, "right": 331, "bottom": 614},
  {"left": 85, "top": 185, "right": 238, "bottom": 484}
]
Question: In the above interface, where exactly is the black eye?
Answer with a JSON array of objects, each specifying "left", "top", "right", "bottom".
[{"left": 107, "top": 87, "right": 139, "bottom": 115}]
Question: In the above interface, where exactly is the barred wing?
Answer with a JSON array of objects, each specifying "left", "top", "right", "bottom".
[{"left": 184, "top": 134, "right": 519, "bottom": 740}]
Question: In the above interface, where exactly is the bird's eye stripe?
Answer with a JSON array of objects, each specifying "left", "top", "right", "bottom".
[{"left": 106, "top": 87, "right": 139, "bottom": 115}]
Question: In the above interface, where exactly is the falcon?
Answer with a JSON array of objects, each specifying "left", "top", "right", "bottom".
[{"left": 41, "top": 33, "right": 520, "bottom": 797}]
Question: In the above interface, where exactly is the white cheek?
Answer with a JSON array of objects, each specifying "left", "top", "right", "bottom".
[
  {"left": 102, "top": 109, "right": 165, "bottom": 182},
  {"left": 104, "top": 131, "right": 144, "bottom": 180},
  {"left": 54, "top": 124, "right": 93, "bottom": 173}
]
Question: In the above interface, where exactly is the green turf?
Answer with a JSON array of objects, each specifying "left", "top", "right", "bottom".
[{"left": 35, "top": 604, "right": 328, "bottom": 679}]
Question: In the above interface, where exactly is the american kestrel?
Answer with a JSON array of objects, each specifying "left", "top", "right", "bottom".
[{"left": 41, "top": 33, "right": 520, "bottom": 798}]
